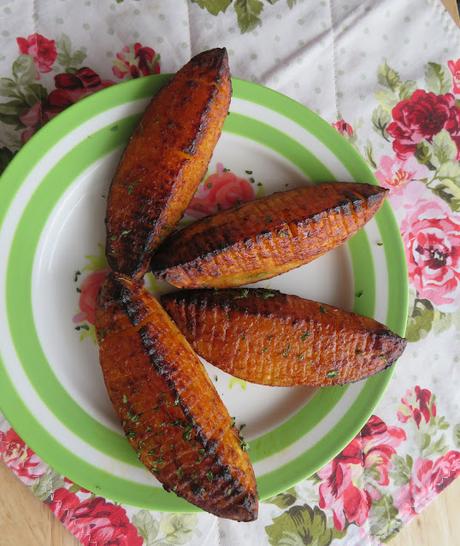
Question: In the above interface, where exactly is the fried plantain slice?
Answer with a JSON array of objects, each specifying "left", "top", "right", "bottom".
[
  {"left": 151, "top": 182, "right": 388, "bottom": 288},
  {"left": 161, "top": 288, "right": 406, "bottom": 387},
  {"left": 106, "top": 48, "right": 231, "bottom": 278},
  {"left": 95, "top": 274, "right": 257, "bottom": 521}
]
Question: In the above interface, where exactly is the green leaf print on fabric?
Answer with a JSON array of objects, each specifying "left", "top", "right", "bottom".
[
  {"left": 192, "top": 0, "right": 232, "bottom": 15},
  {"left": 377, "top": 60, "right": 401, "bottom": 92},
  {"left": 31, "top": 468, "right": 65, "bottom": 501},
  {"left": 192, "top": 0, "right": 297, "bottom": 33},
  {"left": 265, "top": 504, "right": 344, "bottom": 546},
  {"left": 56, "top": 33, "right": 87, "bottom": 71},
  {"left": 234, "top": 0, "right": 264, "bottom": 33},
  {"left": 369, "top": 495, "right": 402, "bottom": 543},
  {"left": 390, "top": 454, "right": 413, "bottom": 486},
  {"left": 424, "top": 62, "right": 451, "bottom": 94},
  {"left": 266, "top": 487, "right": 298, "bottom": 509},
  {"left": 158, "top": 514, "right": 198, "bottom": 545},
  {"left": 132, "top": 511, "right": 160, "bottom": 546}
]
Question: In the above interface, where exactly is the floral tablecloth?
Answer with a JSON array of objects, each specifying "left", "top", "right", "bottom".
[{"left": 0, "top": 1, "right": 459, "bottom": 545}]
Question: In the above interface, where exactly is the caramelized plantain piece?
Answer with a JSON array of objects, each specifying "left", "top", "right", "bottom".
[
  {"left": 106, "top": 48, "right": 231, "bottom": 278},
  {"left": 161, "top": 288, "right": 406, "bottom": 387},
  {"left": 152, "top": 182, "right": 387, "bottom": 288},
  {"left": 95, "top": 274, "right": 257, "bottom": 521}
]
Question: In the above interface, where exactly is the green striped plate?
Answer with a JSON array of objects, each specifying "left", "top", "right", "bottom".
[{"left": 0, "top": 75, "right": 408, "bottom": 511}]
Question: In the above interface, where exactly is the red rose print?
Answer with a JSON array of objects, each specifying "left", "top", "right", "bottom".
[
  {"left": 50, "top": 488, "right": 143, "bottom": 546},
  {"left": 318, "top": 415, "right": 405, "bottom": 530},
  {"left": 0, "top": 428, "right": 46, "bottom": 485},
  {"left": 396, "top": 451, "right": 460, "bottom": 518},
  {"left": 401, "top": 198, "right": 460, "bottom": 311},
  {"left": 16, "top": 33, "right": 57, "bottom": 75},
  {"left": 387, "top": 90, "right": 460, "bottom": 158},
  {"left": 187, "top": 163, "right": 256, "bottom": 218},
  {"left": 448, "top": 59, "right": 460, "bottom": 95},
  {"left": 332, "top": 119, "right": 354, "bottom": 138},
  {"left": 398, "top": 386, "right": 437, "bottom": 427},
  {"left": 73, "top": 269, "right": 109, "bottom": 325},
  {"left": 113, "top": 43, "right": 160, "bottom": 79},
  {"left": 19, "top": 68, "right": 114, "bottom": 143},
  {"left": 47, "top": 67, "right": 114, "bottom": 114}
]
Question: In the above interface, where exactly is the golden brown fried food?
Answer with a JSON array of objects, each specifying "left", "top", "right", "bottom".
[
  {"left": 105, "top": 48, "right": 231, "bottom": 278},
  {"left": 151, "top": 182, "right": 387, "bottom": 288},
  {"left": 95, "top": 274, "right": 257, "bottom": 521},
  {"left": 161, "top": 288, "right": 406, "bottom": 387}
]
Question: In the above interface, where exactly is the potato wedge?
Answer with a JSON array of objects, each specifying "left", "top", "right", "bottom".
[
  {"left": 152, "top": 182, "right": 387, "bottom": 288},
  {"left": 161, "top": 288, "right": 406, "bottom": 387},
  {"left": 95, "top": 274, "right": 257, "bottom": 521},
  {"left": 106, "top": 48, "right": 231, "bottom": 278}
]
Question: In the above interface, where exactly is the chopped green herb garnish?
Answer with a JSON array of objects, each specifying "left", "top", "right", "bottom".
[
  {"left": 234, "top": 288, "right": 249, "bottom": 299},
  {"left": 120, "top": 229, "right": 131, "bottom": 238},
  {"left": 173, "top": 397, "right": 180, "bottom": 406},
  {"left": 355, "top": 290, "right": 364, "bottom": 298},
  {"left": 214, "top": 375, "right": 218, "bottom": 382},
  {"left": 176, "top": 467, "right": 184, "bottom": 479},
  {"left": 260, "top": 290, "right": 276, "bottom": 299},
  {"left": 282, "top": 344, "right": 291, "bottom": 357},
  {"left": 297, "top": 353, "right": 305, "bottom": 361},
  {"left": 199, "top": 448, "right": 206, "bottom": 455},
  {"left": 241, "top": 334, "right": 246, "bottom": 341},
  {"left": 249, "top": 177, "right": 255, "bottom": 183},
  {"left": 206, "top": 182, "right": 213, "bottom": 189},
  {"left": 225, "top": 486, "right": 233, "bottom": 496},
  {"left": 110, "top": 235, "right": 117, "bottom": 241},
  {"left": 245, "top": 170, "right": 253, "bottom": 175},
  {"left": 326, "top": 370, "right": 337, "bottom": 378},
  {"left": 376, "top": 241, "right": 383, "bottom": 246},
  {"left": 206, "top": 471, "right": 214, "bottom": 481},
  {"left": 262, "top": 347, "right": 268, "bottom": 353},
  {"left": 75, "top": 324, "right": 89, "bottom": 331},
  {"left": 278, "top": 229, "right": 289, "bottom": 237},
  {"left": 257, "top": 182, "right": 263, "bottom": 187},
  {"left": 239, "top": 423, "right": 246, "bottom": 432},
  {"left": 122, "top": 394, "right": 128, "bottom": 404},
  {"left": 231, "top": 416, "right": 236, "bottom": 427},
  {"left": 319, "top": 305, "right": 326, "bottom": 314},
  {"left": 300, "top": 331, "right": 310, "bottom": 341},
  {"left": 182, "top": 424, "right": 193, "bottom": 441},
  {"left": 127, "top": 410, "right": 140, "bottom": 423},
  {"left": 240, "top": 439, "right": 249, "bottom": 452},
  {"left": 126, "top": 431, "right": 136, "bottom": 439},
  {"left": 146, "top": 426, "right": 152, "bottom": 433},
  {"left": 223, "top": 167, "right": 230, "bottom": 172},
  {"left": 73, "top": 270, "right": 81, "bottom": 282},
  {"left": 76, "top": 287, "right": 81, "bottom": 293}
]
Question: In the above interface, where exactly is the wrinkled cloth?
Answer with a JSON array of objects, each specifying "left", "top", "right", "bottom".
[{"left": 0, "top": 1, "right": 459, "bottom": 545}]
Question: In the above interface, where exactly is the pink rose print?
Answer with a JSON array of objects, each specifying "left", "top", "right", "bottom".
[
  {"left": 401, "top": 198, "right": 460, "bottom": 312},
  {"left": 16, "top": 33, "right": 57, "bottom": 75},
  {"left": 73, "top": 269, "right": 109, "bottom": 325},
  {"left": 387, "top": 90, "right": 460, "bottom": 158},
  {"left": 332, "top": 119, "right": 354, "bottom": 138},
  {"left": 50, "top": 488, "right": 143, "bottom": 546},
  {"left": 187, "top": 163, "right": 256, "bottom": 218},
  {"left": 396, "top": 451, "right": 460, "bottom": 518},
  {"left": 318, "top": 415, "right": 406, "bottom": 530},
  {"left": 448, "top": 59, "right": 460, "bottom": 95},
  {"left": 113, "top": 43, "right": 160, "bottom": 79},
  {"left": 398, "top": 386, "right": 436, "bottom": 427},
  {"left": 0, "top": 428, "right": 46, "bottom": 485},
  {"left": 375, "top": 155, "right": 429, "bottom": 198}
]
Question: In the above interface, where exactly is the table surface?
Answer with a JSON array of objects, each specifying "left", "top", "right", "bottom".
[
  {"left": 0, "top": 460, "right": 459, "bottom": 546},
  {"left": 0, "top": 2, "right": 458, "bottom": 545}
]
